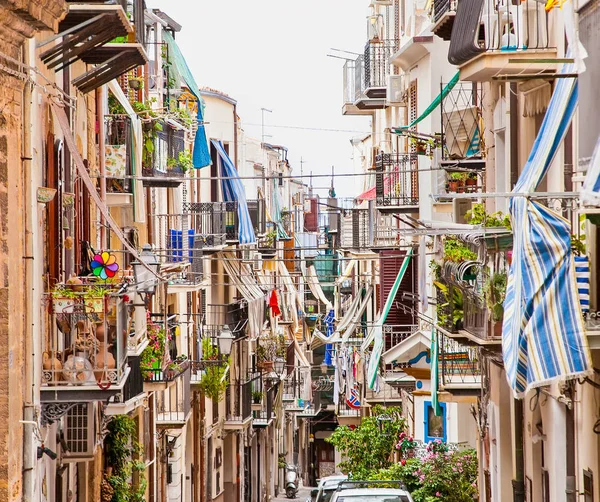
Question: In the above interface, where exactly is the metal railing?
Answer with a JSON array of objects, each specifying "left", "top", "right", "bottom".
[
  {"left": 142, "top": 122, "right": 187, "bottom": 180},
  {"left": 337, "top": 400, "right": 360, "bottom": 417},
  {"left": 432, "top": 0, "right": 458, "bottom": 23},
  {"left": 156, "top": 366, "right": 191, "bottom": 424},
  {"left": 341, "top": 208, "right": 370, "bottom": 250},
  {"left": 105, "top": 115, "right": 133, "bottom": 194},
  {"left": 143, "top": 359, "right": 190, "bottom": 383},
  {"left": 375, "top": 153, "right": 419, "bottom": 208},
  {"left": 448, "top": 0, "right": 554, "bottom": 65},
  {"left": 383, "top": 325, "right": 420, "bottom": 353},
  {"left": 42, "top": 286, "right": 128, "bottom": 388},
  {"left": 439, "top": 332, "right": 482, "bottom": 387},
  {"left": 122, "top": 355, "right": 144, "bottom": 402},
  {"left": 363, "top": 39, "right": 399, "bottom": 91},
  {"left": 226, "top": 379, "right": 253, "bottom": 423}
]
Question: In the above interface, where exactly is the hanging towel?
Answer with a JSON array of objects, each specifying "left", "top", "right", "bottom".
[{"left": 269, "top": 290, "right": 281, "bottom": 317}]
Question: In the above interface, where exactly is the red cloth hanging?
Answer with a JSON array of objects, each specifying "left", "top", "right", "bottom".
[{"left": 269, "top": 290, "right": 281, "bottom": 317}]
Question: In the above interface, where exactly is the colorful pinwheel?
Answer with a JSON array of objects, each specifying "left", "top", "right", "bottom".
[{"left": 91, "top": 252, "right": 119, "bottom": 280}]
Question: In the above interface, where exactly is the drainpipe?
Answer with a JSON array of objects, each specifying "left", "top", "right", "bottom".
[
  {"left": 233, "top": 104, "right": 238, "bottom": 168},
  {"left": 96, "top": 86, "right": 107, "bottom": 248},
  {"left": 22, "top": 38, "right": 35, "bottom": 502},
  {"left": 512, "top": 398, "right": 525, "bottom": 502}
]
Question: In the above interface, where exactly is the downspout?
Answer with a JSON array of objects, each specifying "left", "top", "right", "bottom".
[
  {"left": 22, "top": 38, "right": 35, "bottom": 502},
  {"left": 233, "top": 104, "right": 238, "bottom": 167},
  {"left": 512, "top": 398, "right": 525, "bottom": 502},
  {"left": 96, "top": 86, "right": 107, "bottom": 248}
]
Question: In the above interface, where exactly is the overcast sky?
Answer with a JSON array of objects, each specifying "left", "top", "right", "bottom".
[{"left": 149, "top": 0, "right": 371, "bottom": 197}]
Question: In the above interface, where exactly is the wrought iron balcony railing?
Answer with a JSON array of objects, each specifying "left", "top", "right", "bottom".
[
  {"left": 375, "top": 153, "right": 419, "bottom": 211},
  {"left": 439, "top": 332, "right": 482, "bottom": 390},
  {"left": 42, "top": 283, "right": 129, "bottom": 393},
  {"left": 383, "top": 325, "right": 420, "bottom": 354},
  {"left": 448, "top": 0, "right": 555, "bottom": 74},
  {"left": 225, "top": 378, "right": 254, "bottom": 426},
  {"left": 142, "top": 122, "right": 188, "bottom": 186},
  {"left": 363, "top": 39, "right": 399, "bottom": 96},
  {"left": 156, "top": 366, "right": 191, "bottom": 427}
]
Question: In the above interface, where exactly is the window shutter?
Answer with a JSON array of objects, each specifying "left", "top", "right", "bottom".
[
  {"left": 304, "top": 198, "right": 319, "bottom": 232},
  {"left": 379, "top": 249, "right": 417, "bottom": 326}
]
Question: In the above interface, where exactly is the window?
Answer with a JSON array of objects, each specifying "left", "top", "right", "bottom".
[
  {"left": 424, "top": 401, "right": 447, "bottom": 443},
  {"left": 584, "top": 469, "right": 593, "bottom": 502}
]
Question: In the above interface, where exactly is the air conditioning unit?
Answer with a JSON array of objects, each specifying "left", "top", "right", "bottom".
[
  {"left": 453, "top": 198, "right": 473, "bottom": 224},
  {"left": 241, "top": 248, "right": 253, "bottom": 263},
  {"left": 305, "top": 350, "right": 314, "bottom": 365},
  {"left": 387, "top": 75, "right": 408, "bottom": 106},
  {"left": 252, "top": 254, "right": 262, "bottom": 272},
  {"left": 62, "top": 403, "right": 95, "bottom": 461}
]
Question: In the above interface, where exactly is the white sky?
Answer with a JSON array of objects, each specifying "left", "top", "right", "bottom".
[{"left": 149, "top": 0, "right": 372, "bottom": 197}]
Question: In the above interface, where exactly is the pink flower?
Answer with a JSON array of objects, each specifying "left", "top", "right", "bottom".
[{"left": 436, "top": 492, "right": 441, "bottom": 497}]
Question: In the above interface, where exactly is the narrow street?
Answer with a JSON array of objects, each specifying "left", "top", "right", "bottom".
[
  {"left": 271, "top": 486, "right": 314, "bottom": 502},
  {"left": 0, "top": 1, "right": 598, "bottom": 502}
]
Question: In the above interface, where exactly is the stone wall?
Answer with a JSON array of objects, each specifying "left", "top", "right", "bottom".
[{"left": 0, "top": 2, "right": 65, "bottom": 500}]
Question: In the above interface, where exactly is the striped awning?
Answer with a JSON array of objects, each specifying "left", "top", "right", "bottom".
[
  {"left": 502, "top": 59, "right": 592, "bottom": 397},
  {"left": 211, "top": 140, "right": 256, "bottom": 245}
]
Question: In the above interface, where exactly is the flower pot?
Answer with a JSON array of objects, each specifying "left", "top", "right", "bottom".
[
  {"left": 37, "top": 187, "right": 57, "bottom": 203},
  {"left": 42, "top": 351, "right": 62, "bottom": 383},
  {"left": 258, "top": 360, "right": 273, "bottom": 372},
  {"left": 85, "top": 297, "right": 105, "bottom": 313},
  {"left": 94, "top": 343, "right": 116, "bottom": 382},
  {"left": 456, "top": 180, "right": 465, "bottom": 193},
  {"left": 62, "top": 192, "right": 75, "bottom": 207},
  {"left": 128, "top": 79, "right": 142, "bottom": 90},
  {"left": 448, "top": 181, "right": 459, "bottom": 193}
]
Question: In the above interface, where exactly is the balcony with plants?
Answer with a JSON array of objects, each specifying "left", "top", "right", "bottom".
[
  {"left": 155, "top": 365, "right": 192, "bottom": 428},
  {"left": 41, "top": 279, "right": 131, "bottom": 402},
  {"left": 104, "top": 113, "right": 134, "bottom": 204},
  {"left": 447, "top": 0, "right": 558, "bottom": 81},
  {"left": 140, "top": 318, "right": 190, "bottom": 390}
]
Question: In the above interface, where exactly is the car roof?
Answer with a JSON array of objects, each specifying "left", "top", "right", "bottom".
[
  {"left": 322, "top": 477, "right": 347, "bottom": 488},
  {"left": 331, "top": 488, "right": 412, "bottom": 496}
]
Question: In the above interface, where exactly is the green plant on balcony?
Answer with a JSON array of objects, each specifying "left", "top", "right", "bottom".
[
  {"left": 102, "top": 415, "right": 146, "bottom": 502},
  {"left": 571, "top": 233, "right": 586, "bottom": 256},
  {"left": 434, "top": 280, "right": 464, "bottom": 331},
  {"left": 278, "top": 453, "right": 287, "bottom": 469},
  {"left": 140, "top": 323, "right": 167, "bottom": 379},
  {"left": 256, "top": 333, "right": 286, "bottom": 369},
  {"left": 447, "top": 172, "right": 468, "bottom": 192},
  {"left": 252, "top": 391, "right": 264, "bottom": 404},
  {"left": 108, "top": 94, "right": 126, "bottom": 115},
  {"left": 484, "top": 272, "right": 507, "bottom": 323},
  {"left": 443, "top": 237, "right": 478, "bottom": 263},
  {"left": 199, "top": 339, "right": 229, "bottom": 401},
  {"left": 128, "top": 76, "right": 144, "bottom": 91},
  {"left": 465, "top": 203, "right": 511, "bottom": 230}
]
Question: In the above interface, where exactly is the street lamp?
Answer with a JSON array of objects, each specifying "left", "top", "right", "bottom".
[
  {"left": 217, "top": 324, "right": 234, "bottom": 356},
  {"left": 377, "top": 414, "right": 393, "bottom": 436},
  {"left": 273, "top": 357, "right": 286, "bottom": 376},
  {"left": 132, "top": 244, "right": 160, "bottom": 307}
]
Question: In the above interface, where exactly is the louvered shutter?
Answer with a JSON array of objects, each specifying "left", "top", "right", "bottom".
[
  {"left": 379, "top": 250, "right": 417, "bottom": 327},
  {"left": 304, "top": 198, "right": 319, "bottom": 232}
]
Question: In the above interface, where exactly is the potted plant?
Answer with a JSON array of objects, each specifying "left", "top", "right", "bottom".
[
  {"left": 465, "top": 173, "right": 477, "bottom": 191},
  {"left": 485, "top": 272, "right": 507, "bottom": 337},
  {"left": 128, "top": 76, "right": 144, "bottom": 90},
  {"left": 256, "top": 333, "right": 285, "bottom": 371},
  {"left": 396, "top": 431, "right": 418, "bottom": 458},
  {"left": 252, "top": 391, "right": 264, "bottom": 404},
  {"left": 140, "top": 324, "right": 167, "bottom": 380},
  {"left": 447, "top": 172, "right": 467, "bottom": 193}
]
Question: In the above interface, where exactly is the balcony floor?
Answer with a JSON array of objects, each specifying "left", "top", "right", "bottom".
[
  {"left": 459, "top": 49, "right": 559, "bottom": 82},
  {"left": 156, "top": 410, "right": 192, "bottom": 429},
  {"left": 342, "top": 103, "right": 375, "bottom": 116}
]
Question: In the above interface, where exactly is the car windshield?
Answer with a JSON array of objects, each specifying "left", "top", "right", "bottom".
[{"left": 318, "top": 488, "right": 337, "bottom": 502}]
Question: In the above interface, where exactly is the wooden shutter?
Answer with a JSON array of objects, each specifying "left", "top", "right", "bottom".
[{"left": 379, "top": 249, "right": 417, "bottom": 326}]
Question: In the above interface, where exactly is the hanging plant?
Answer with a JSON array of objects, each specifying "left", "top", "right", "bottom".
[
  {"left": 443, "top": 237, "right": 477, "bottom": 263},
  {"left": 103, "top": 415, "right": 146, "bottom": 502},
  {"left": 484, "top": 272, "right": 507, "bottom": 322}
]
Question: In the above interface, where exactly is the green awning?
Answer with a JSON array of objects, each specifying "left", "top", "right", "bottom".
[{"left": 392, "top": 71, "right": 460, "bottom": 132}]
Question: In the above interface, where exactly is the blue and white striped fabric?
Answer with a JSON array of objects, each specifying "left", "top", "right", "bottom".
[
  {"left": 211, "top": 140, "right": 256, "bottom": 245},
  {"left": 324, "top": 309, "right": 335, "bottom": 366},
  {"left": 574, "top": 256, "right": 590, "bottom": 313},
  {"left": 503, "top": 58, "right": 592, "bottom": 397}
]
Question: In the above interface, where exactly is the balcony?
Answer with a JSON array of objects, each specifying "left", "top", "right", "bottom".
[
  {"left": 336, "top": 400, "right": 361, "bottom": 427},
  {"left": 142, "top": 122, "right": 188, "bottom": 187},
  {"left": 431, "top": 0, "right": 458, "bottom": 41},
  {"left": 342, "top": 39, "right": 400, "bottom": 115},
  {"left": 439, "top": 332, "right": 482, "bottom": 395},
  {"left": 156, "top": 366, "right": 192, "bottom": 428},
  {"left": 448, "top": 0, "right": 557, "bottom": 81},
  {"left": 41, "top": 282, "right": 130, "bottom": 403},
  {"left": 105, "top": 115, "right": 134, "bottom": 205},
  {"left": 105, "top": 354, "right": 145, "bottom": 415},
  {"left": 224, "top": 378, "right": 254, "bottom": 430},
  {"left": 375, "top": 153, "right": 419, "bottom": 213},
  {"left": 42, "top": 1, "right": 147, "bottom": 93}
]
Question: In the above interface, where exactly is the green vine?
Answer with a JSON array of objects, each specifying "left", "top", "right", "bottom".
[
  {"left": 199, "top": 338, "right": 229, "bottom": 401},
  {"left": 465, "top": 203, "right": 511, "bottom": 230},
  {"left": 443, "top": 237, "right": 478, "bottom": 263},
  {"left": 103, "top": 415, "right": 146, "bottom": 502}
]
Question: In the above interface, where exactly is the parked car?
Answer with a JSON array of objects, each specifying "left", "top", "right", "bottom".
[
  {"left": 328, "top": 481, "right": 413, "bottom": 502},
  {"left": 329, "top": 488, "right": 413, "bottom": 502},
  {"left": 308, "top": 475, "right": 347, "bottom": 502}
]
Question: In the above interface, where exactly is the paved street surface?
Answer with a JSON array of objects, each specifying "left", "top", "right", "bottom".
[{"left": 271, "top": 485, "right": 314, "bottom": 502}]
